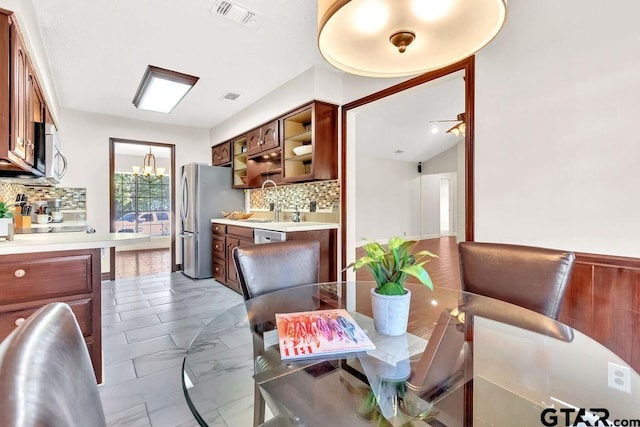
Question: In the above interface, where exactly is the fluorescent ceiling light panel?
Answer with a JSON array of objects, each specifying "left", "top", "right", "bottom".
[{"left": 132, "top": 65, "right": 199, "bottom": 113}]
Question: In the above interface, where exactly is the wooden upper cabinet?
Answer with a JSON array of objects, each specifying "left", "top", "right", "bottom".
[
  {"left": 211, "top": 141, "right": 231, "bottom": 166},
  {"left": 10, "top": 19, "right": 28, "bottom": 163},
  {"left": 246, "top": 127, "right": 262, "bottom": 156},
  {"left": 213, "top": 100, "right": 337, "bottom": 188},
  {"left": 282, "top": 101, "right": 338, "bottom": 183},
  {"left": 0, "top": 10, "right": 51, "bottom": 173},
  {"left": 260, "top": 120, "right": 279, "bottom": 152},
  {"left": 246, "top": 120, "right": 280, "bottom": 157}
]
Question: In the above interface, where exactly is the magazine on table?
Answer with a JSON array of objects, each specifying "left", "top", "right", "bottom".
[{"left": 275, "top": 309, "right": 375, "bottom": 360}]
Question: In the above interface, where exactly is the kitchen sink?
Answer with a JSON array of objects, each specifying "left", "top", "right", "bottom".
[{"left": 240, "top": 218, "right": 275, "bottom": 223}]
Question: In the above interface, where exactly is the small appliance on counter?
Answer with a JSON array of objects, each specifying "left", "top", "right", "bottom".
[{"left": 47, "top": 198, "right": 64, "bottom": 222}]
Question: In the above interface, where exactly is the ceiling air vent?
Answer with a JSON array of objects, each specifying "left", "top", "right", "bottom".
[
  {"left": 212, "top": 1, "right": 262, "bottom": 28},
  {"left": 222, "top": 91, "right": 241, "bottom": 102}
]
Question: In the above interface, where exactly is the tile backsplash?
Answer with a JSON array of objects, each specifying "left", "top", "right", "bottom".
[
  {"left": 248, "top": 180, "right": 340, "bottom": 223},
  {"left": 0, "top": 182, "right": 87, "bottom": 210},
  {"left": 249, "top": 180, "right": 340, "bottom": 212}
]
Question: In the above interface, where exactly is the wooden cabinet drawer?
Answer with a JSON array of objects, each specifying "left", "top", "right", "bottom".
[
  {"left": 212, "top": 235, "right": 226, "bottom": 259},
  {"left": 0, "top": 254, "right": 92, "bottom": 305},
  {"left": 212, "top": 223, "right": 226, "bottom": 235},
  {"left": 212, "top": 258, "right": 226, "bottom": 283},
  {"left": 227, "top": 225, "right": 254, "bottom": 240},
  {"left": 0, "top": 298, "right": 93, "bottom": 341}
]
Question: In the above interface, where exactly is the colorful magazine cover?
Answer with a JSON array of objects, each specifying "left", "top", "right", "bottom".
[{"left": 275, "top": 309, "right": 375, "bottom": 360}]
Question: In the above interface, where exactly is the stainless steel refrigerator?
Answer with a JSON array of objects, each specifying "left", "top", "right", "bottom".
[{"left": 180, "top": 163, "right": 244, "bottom": 279}]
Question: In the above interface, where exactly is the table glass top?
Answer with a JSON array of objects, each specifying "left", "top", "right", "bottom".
[{"left": 182, "top": 282, "right": 640, "bottom": 426}]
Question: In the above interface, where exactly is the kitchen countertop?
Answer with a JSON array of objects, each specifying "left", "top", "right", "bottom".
[
  {"left": 0, "top": 232, "right": 150, "bottom": 255},
  {"left": 211, "top": 218, "right": 339, "bottom": 232},
  {"left": 29, "top": 220, "right": 88, "bottom": 229}
]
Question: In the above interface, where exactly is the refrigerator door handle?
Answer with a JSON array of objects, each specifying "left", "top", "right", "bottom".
[
  {"left": 179, "top": 232, "right": 194, "bottom": 238},
  {"left": 180, "top": 172, "right": 189, "bottom": 224}
]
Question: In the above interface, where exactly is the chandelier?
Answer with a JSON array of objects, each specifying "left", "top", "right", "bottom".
[
  {"left": 317, "top": 0, "right": 507, "bottom": 77},
  {"left": 132, "top": 148, "right": 165, "bottom": 181}
]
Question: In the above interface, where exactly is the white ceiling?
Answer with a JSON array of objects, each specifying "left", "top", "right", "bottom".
[
  {"left": 31, "top": 0, "right": 328, "bottom": 129},
  {"left": 354, "top": 72, "right": 465, "bottom": 163},
  {"left": 29, "top": 0, "right": 465, "bottom": 162}
]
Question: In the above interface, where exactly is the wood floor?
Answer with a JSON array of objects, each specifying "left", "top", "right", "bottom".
[
  {"left": 115, "top": 249, "right": 172, "bottom": 279},
  {"left": 355, "top": 236, "right": 461, "bottom": 290},
  {"left": 354, "top": 237, "right": 461, "bottom": 338}
]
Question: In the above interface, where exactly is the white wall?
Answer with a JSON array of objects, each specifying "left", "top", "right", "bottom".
[
  {"left": 209, "top": 67, "right": 344, "bottom": 144},
  {"left": 422, "top": 145, "right": 457, "bottom": 174},
  {"left": 473, "top": 0, "right": 640, "bottom": 257},
  {"left": 456, "top": 140, "right": 465, "bottom": 242},
  {"left": 420, "top": 173, "right": 457, "bottom": 238},
  {"left": 58, "top": 108, "right": 210, "bottom": 271},
  {"left": 421, "top": 143, "right": 466, "bottom": 241},
  {"left": 354, "top": 154, "right": 421, "bottom": 241}
]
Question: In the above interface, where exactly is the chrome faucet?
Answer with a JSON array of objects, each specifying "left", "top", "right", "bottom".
[{"left": 261, "top": 179, "right": 280, "bottom": 222}]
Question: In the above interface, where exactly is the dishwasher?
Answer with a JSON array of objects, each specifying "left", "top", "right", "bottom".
[{"left": 254, "top": 229, "right": 287, "bottom": 244}]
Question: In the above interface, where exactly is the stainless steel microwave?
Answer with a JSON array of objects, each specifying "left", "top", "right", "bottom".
[
  {"left": 32, "top": 122, "right": 67, "bottom": 185},
  {"left": 0, "top": 122, "right": 68, "bottom": 186}
]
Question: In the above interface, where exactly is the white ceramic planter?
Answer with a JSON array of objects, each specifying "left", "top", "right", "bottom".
[
  {"left": 370, "top": 287, "right": 411, "bottom": 336},
  {"left": 0, "top": 218, "right": 13, "bottom": 237}
]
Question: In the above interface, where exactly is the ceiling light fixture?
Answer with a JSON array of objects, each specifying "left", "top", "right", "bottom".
[
  {"left": 132, "top": 148, "right": 165, "bottom": 182},
  {"left": 317, "top": 0, "right": 507, "bottom": 77},
  {"left": 132, "top": 65, "right": 199, "bottom": 113}
]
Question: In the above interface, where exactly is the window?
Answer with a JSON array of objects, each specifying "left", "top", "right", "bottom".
[{"left": 113, "top": 172, "right": 171, "bottom": 236}]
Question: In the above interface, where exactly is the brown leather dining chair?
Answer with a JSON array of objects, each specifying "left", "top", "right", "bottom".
[
  {"left": 0, "top": 302, "right": 106, "bottom": 426},
  {"left": 458, "top": 241, "right": 576, "bottom": 320},
  {"left": 233, "top": 239, "right": 321, "bottom": 427},
  {"left": 233, "top": 239, "right": 320, "bottom": 301}
]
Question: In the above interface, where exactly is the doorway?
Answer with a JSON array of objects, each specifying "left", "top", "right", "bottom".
[
  {"left": 109, "top": 138, "right": 177, "bottom": 279},
  {"left": 342, "top": 57, "right": 475, "bottom": 281}
]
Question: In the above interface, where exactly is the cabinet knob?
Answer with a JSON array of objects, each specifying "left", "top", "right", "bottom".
[
  {"left": 14, "top": 269, "right": 26, "bottom": 278},
  {"left": 14, "top": 317, "right": 25, "bottom": 326}
]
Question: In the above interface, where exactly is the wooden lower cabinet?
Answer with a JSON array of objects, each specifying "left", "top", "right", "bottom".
[
  {"left": 287, "top": 228, "right": 337, "bottom": 283},
  {"left": 225, "top": 226, "right": 255, "bottom": 294},
  {"left": 0, "top": 248, "right": 102, "bottom": 383},
  {"left": 212, "top": 223, "right": 254, "bottom": 295},
  {"left": 211, "top": 222, "right": 338, "bottom": 293},
  {"left": 212, "top": 234, "right": 226, "bottom": 283}
]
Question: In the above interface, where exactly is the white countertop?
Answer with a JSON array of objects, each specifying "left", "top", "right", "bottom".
[
  {"left": 0, "top": 233, "right": 150, "bottom": 255},
  {"left": 29, "top": 220, "right": 88, "bottom": 229},
  {"left": 211, "top": 218, "right": 339, "bottom": 232}
]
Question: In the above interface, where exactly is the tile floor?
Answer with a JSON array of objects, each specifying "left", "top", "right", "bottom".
[{"left": 99, "top": 272, "right": 248, "bottom": 426}]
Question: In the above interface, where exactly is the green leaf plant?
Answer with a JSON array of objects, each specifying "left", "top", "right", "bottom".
[
  {"left": 345, "top": 237, "right": 438, "bottom": 295},
  {"left": 0, "top": 200, "right": 15, "bottom": 219}
]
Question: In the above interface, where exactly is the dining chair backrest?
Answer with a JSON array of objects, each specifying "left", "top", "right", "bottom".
[
  {"left": 458, "top": 242, "right": 576, "bottom": 319},
  {"left": 0, "top": 302, "right": 106, "bottom": 426},
  {"left": 233, "top": 240, "right": 320, "bottom": 301}
]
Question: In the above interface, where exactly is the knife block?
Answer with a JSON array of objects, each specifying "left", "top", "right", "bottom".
[{"left": 14, "top": 214, "right": 31, "bottom": 228}]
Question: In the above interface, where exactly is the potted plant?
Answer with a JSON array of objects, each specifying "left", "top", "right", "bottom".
[
  {"left": 0, "top": 199, "right": 15, "bottom": 237},
  {"left": 346, "top": 237, "right": 438, "bottom": 336}
]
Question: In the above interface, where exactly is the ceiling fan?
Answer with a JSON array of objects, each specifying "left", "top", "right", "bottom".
[{"left": 430, "top": 112, "right": 466, "bottom": 137}]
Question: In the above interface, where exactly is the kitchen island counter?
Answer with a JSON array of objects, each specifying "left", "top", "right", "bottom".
[
  {"left": 0, "top": 233, "right": 149, "bottom": 255},
  {"left": 210, "top": 218, "right": 338, "bottom": 233}
]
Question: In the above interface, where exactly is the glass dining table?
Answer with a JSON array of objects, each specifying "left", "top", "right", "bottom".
[{"left": 182, "top": 282, "right": 640, "bottom": 426}]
